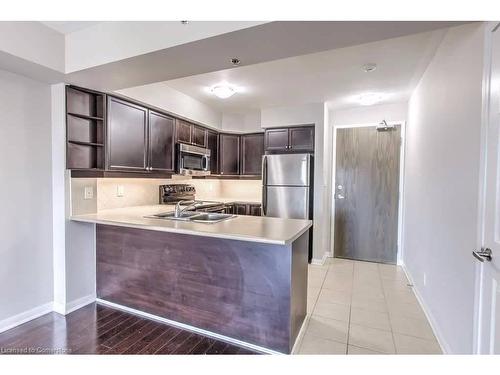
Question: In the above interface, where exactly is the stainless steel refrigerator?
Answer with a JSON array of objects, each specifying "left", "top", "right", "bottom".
[{"left": 262, "top": 153, "right": 314, "bottom": 259}]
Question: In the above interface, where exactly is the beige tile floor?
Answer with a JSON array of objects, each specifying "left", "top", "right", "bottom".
[{"left": 295, "top": 258, "right": 442, "bottom": 355}]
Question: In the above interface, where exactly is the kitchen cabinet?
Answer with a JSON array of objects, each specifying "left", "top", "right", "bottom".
[
  {"left": 219, "top": 134, "right": 240, "bottom": 175},
  {"left": 107, "top": 96, "right": 148, "bottom": 171},
  {"left": 289, "top": 126, "right": 315, "bottom": 152},
  {"left": 175, "top": 120, "right": 207, "bottom": 147},
  {"left": 248, "top": 204, "right": 262, "bottom": 216},
  {"left": 234, "top": 203, "right": 248, "bottom": 215},
  {"left": 264, "top": 125, "right": 315, "bottom": 153},
  {"left": 175, "top": 119, "right": 192, "bottom": 144},
  {"left": 264, "top": 128, "right": 289, "bottom": 151},
  {"left": 240, "top": 133, "right": 264, "bottom": 175},
  {"left": 148, "top": 111, "right": 175, "bottom": 172},
  {"left": 192, "top": 125, "right": 207, "bottom": 147},
  {"left": 228, "top": 202, "right": 262, "bottom": 216},
  {"left": 207, "top": 130, "right": 219, "bottom": 174}
]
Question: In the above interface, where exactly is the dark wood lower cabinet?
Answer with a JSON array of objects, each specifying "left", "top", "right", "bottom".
[
  {"left": 224, "top": 202, "right": 261, "bottom": 216},
  {"left": 96, "top": 224, "right": 308, "bottom": 353}
]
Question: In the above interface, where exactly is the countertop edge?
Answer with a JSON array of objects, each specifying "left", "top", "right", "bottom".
[{"left": 70, "top": 216, "right": 312, "bottom": 246}]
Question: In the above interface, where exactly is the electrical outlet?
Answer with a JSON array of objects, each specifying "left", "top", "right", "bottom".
[
  {"left": 116, "top": 185, "right": 125, "bottom": 197},
  {"left": 84, "top": 186, "right": 93, "bottom": 200}
]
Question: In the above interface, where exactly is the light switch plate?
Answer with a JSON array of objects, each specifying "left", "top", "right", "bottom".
[
  {"left": 117, "top": 185, "right": 125, "bottom": 197},
  {"left": 84, "top": 186, "right": 94, "bottom": 200}
]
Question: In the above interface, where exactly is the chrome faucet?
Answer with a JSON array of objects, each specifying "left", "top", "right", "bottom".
[{"left": 174, "top": 200, "right": 198, "bottom": 218}]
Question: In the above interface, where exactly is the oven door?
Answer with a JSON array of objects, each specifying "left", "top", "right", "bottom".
[{"left": 177, "top": 144, "right": 211, "bottom": 176}]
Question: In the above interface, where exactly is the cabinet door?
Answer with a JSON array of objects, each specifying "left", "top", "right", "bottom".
[
  {"left": 234, "top": 203, "right": 248, "bottom": 215},
  {"left": 219, "top": 134, "right": 240, "bottom": 175},
  {"left": 107, "top": 97, "right": 148, "bottom": 171},
  {"left": 289, "top": 126, "right": 315, "bottom": 152},
  {"left": 248, "top": 204, "right": 262, "bottom": 216},
  {"left": 192, "top": 125, "right": 207, "bottom": 147},
  {"left": 241, "top": 133, "right": 264, "bottom": 175},
  {"left": 176, "top": 119, "right": 192, "bottom": 144},
  {"left": 264, "top": 128, "right": 289, "bottom": 151},
  {"left": 207, "top": 130, "right": 219, "bottom": 174},
  {"left": 149, "top": 111, "right": 175, "bottom": 172}
]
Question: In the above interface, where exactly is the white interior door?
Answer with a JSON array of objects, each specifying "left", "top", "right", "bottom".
[{"left": 475, "top": 22, "right": 500, "bottom": 354}]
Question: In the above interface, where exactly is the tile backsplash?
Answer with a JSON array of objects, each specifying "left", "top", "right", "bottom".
[{"left": 70, "top": 176, "right": 261, "bottom": 215}]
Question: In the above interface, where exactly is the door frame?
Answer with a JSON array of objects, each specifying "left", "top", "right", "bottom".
[
  {"left": 328, "top": 121, "right": 407, "bottom": 265},
  {"left": 472, "top": 21, "right": 499, "bottom": 354}
]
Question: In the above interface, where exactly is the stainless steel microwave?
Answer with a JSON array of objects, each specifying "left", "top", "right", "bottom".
[{"left": 177, "top": 143, "right": 211, "bottom": 176}]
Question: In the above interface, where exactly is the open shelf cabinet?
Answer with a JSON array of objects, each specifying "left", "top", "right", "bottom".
[{"left": 66, "top": 86, "right": 106, "bottom": 170}]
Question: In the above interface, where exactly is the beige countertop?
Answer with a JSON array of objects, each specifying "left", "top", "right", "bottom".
[
  {"left": 196, "top": 197, "right": 261, "bottom": 204},
  {"left": 70, "top": 205, "right": 311, "bottom": 245}
]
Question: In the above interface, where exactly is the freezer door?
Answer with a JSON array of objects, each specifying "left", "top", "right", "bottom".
[
  {"left": 264, "top": 186, "right": 310, "bottom": 219},
  {"left": 264, "top": 154, "right": 310, "bottom": 186}
]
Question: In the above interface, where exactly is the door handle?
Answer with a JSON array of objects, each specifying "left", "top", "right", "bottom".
[
  {"left": 472, "top": 248, "right": 492, "bottom": 262},
  {"left": 336, "top": 193, "right": 345, "bottom": 200}
]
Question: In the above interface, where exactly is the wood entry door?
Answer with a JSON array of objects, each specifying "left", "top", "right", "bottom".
[{"left": 334, "top": 125, "right": 401, "bottom": 264}]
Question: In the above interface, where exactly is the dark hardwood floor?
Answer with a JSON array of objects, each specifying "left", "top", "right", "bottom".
[{"left": 0, "top": 303, "right": 258, "bottom": 355}]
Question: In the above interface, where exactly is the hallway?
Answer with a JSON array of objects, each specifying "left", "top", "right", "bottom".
[{"left": 296, "top": 258, "right": 442, "bottom": 354}]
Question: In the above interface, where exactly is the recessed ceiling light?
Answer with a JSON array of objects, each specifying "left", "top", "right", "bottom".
[
  {"left": 210, "top": 84, "right": 237, "bottom": 99},
  {"left": 230, "top": 58, "right": 241, "bottom": 66},
  {"left": 362, "top": 63, "right": 377, "bottom": 73},
  {"left": 352, "top": 92, "right": 388, "bottom": 106}
]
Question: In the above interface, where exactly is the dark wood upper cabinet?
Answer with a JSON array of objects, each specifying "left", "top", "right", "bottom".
[
  {"left": 264, "top": 128, "right": 290, "bottom": 151},
  {"left": 289, "top": 126, "right": 315, "bottom": 152},
  {"left": 207, "top": 130, "right": 219, "bottom": 174},
  {"left": 149, "top": 111, "right": 175, "bottom": 172},
  {"left": 175, "top": 119, "right": 192, "bottom": 144},
  {"left": 219, "top": 134, "right": 240, "bottom": 175},
  {"left": 66, "top": 86, "right": 105, "bottom": 170},
  {"left": 192, "top": 125, "right": 207, "bottom": 147},
  {"left": 107, "top": 96, "right": 148, "bottom": 171},
  {"left": 240, "top": 133, "right": 264, "bottom": 175},
  {"left": 264, "top": 126, "right": 315, "bottom": 153}
]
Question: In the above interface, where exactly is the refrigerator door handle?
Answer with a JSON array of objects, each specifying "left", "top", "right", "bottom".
[
  {"left": 262, "top": 155, "right": 268, "bottom": 216},
  {"left": 262, "top": 186, "right": 267, "bottom": 216}
]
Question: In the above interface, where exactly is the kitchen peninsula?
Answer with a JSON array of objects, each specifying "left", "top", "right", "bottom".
[{"left": 71, "top": 206, "right": 311, "bottom": 354}]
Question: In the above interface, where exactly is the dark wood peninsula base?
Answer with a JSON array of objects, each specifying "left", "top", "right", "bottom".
[{"left": 95, "top": 224, "right": 308, "bottom": 353}]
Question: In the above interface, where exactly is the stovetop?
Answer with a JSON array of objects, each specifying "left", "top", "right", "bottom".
[{"left": 159, "top": 184, "right": 225, "bottom": 209}]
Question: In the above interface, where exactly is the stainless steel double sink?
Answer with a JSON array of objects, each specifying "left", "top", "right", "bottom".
[{"left": 146, "top": 211, "right": 235, "bottom": 223}]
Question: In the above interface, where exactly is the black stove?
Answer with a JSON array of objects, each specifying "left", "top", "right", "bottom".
[{"left": 159, "top": 184, "right": 226, "bottom": 212}]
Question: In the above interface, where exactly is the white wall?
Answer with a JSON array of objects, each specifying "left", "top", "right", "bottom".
[
  {"left": 332, "top": 102, "right": 408, "bottom": 126},
  {"left": 261, "top": 103, "right": 329, "bottom": 262},
  {"left": 402, "top": 23, "right": 484, "bottom": 354},
  {"left": 65, "top": 22, "right": 265, "bottom": 73},
  {"left": 221, "top": 110, "right": 262, "bottom": 133},
  {"left": 0, "top": 22, "right": 65, "bottom": 73},
  {"left": 0, "top": 69, "right": 54, "bottom": 325},
  {"left": 117, "top": 83, "right": 222, "bottom": 129}
]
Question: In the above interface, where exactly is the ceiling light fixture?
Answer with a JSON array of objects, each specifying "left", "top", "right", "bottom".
[
  {"left": 210, "top": 84, "right": 237, "bottom": 99},
  {"left": 353, "top": 92, "right": 388, "bottom": 106},
  {"left": 362, "top": 63, "right": 377, "bottom": 73}
]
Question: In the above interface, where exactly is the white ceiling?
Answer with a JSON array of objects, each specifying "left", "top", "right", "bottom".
[
  {"left": 41, "top": 21, "right": 101, "bottom": 34},
  {"left": 163, "top": 29, "right": 447, "bottom": 112},
  {"left": 66, "top": 21, "right": 463, "bottom": 91}
]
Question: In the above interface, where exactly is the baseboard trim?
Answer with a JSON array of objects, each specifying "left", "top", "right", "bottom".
[
  {"left": 291, "top": 315, "right": 309, "bottom": 354},
  {"left": 0, "top": 302, "right": 53, "bottom": 334},
  {"left": 311, "top": 252, "right": 330, "bottom": 266},
  {"left": 96, "top": 298, "right": 282, "bottom": 355},
  {"left": 400, "top": 263, "right": 451, "bottom": 354},
  {"left": 53, "top": 294, "right": 96, "bottom": 315}
]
